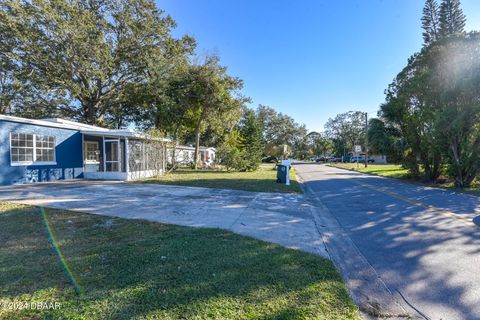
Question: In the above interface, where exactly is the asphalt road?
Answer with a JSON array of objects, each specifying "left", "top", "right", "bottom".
[{"left": 295, "top": 163, "right": 480, "bottom": 320}]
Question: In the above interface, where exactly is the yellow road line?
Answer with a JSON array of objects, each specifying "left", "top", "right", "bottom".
[{"left": 351, "top": 180, "right": 475, "bottom": 226}]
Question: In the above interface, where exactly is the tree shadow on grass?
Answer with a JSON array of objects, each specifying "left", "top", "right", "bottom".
[
  {"left": 142, "top": 177, "right": 303, "bottom": 194},
  {"left": 0, "top": 204, "right": 357, "bottom": 320}
]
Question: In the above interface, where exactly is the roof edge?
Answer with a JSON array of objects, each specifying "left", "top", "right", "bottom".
[{"left": 0, "top": 114, "right": 91, "bottom": 131}]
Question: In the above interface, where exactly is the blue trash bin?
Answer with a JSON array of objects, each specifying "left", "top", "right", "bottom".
[{"left": 276, "top": 165, "right": 287, "bottom": 183}]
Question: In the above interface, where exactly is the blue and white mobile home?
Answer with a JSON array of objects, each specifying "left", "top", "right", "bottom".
[{"left": 0, "top": 115, "right": 165, "bottom": 186}]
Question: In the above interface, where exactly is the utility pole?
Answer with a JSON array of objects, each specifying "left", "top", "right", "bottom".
[{"left": 364, "top": 112, "right": 368, "bottom": 168}]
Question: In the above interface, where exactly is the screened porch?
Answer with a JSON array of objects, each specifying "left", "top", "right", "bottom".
[{"left": 82, "top": 133, "right": 165, "bottom": 180}]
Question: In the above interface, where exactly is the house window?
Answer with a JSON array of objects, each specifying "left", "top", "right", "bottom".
[
  {"left": 84, "top": 142, "right": 100, "bottom": 163},
  {"left": 10, "top": 133, "right": 56, "bottom": 165},
  {"left": 35, "top": 135, "right": 55, "bottom": 162},
  {"left": 10, "top": 133, "right": 34, "bottom": 163}
]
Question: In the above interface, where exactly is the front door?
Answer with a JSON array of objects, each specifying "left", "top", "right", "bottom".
[{"left": 105, "top": 140, "right": 120, "bottom": 172}]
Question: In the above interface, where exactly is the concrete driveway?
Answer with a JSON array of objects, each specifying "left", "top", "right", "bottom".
[
  {"left": 0, "top": 180, "right": 327, "bottom": 258},
  {"left": 295, "top": 163, "right": 480, "bottom": 320}
]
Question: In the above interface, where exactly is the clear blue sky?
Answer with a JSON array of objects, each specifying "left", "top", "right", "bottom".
[{"left": 159, "top": 0, "right": 480, "bottom": 133}]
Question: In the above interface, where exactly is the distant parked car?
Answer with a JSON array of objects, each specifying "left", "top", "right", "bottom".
[
  {"left": 329, "top": 157, "right": 342, "bottom": 162},
  {"left": 350, "top": 156, "right": 374, "bottom": 163},
  {"left": 315, "top": 156, "right": 326, "bottom": 162},
  {"left": 262, "top": 156, "right": 278, "bottom": 163},
  {"left": 350, "top": 156, "right": 365, "bottom": 163}
]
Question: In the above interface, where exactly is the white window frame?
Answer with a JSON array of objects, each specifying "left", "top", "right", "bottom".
[
  {"left": 10, "top": 132, "right": 57, "bottom": 166},
  {"left": 35, "top": 135, "right": 56, "bottom": 163},
  {"left": 84, "top": 141, "right": 100, "bottom": 164}
]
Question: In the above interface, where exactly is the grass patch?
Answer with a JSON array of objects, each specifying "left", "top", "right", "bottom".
[
  {"left": 141, "top": 163, "right": 302, "bottom": 194},
  {"left": 326, "top": 163, "right": 410, "bottom": 179},
  {"left": 327, "top": 163, "right": 480, "bottom": 196},
  {"left": 426, "top": 179, "right": 480, "bottom": 196},
  {"left": 0, "top": 202, "right": 358, "bottom": 320},
  {"left": 327, "top": 163, "right": 480, "bottom": 197}
]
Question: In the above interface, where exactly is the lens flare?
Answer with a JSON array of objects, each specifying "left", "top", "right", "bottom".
[{"left": 39, "top": 207, "right": 82, "bottom": 295}]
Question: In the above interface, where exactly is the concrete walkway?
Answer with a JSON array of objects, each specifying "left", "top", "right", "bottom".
[{"left": 0, "top": 180, "right": 328, "bottom": 258}]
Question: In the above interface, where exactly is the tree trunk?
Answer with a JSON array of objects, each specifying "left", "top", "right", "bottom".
[
  {"left": 193, "top": 118, "right": 202, "bottom": 169},
  {"left": 404, "top": 151, "right": 420, "bottom": 178},
  {"left": 82, "top": 99, "right": 101, "bottom": 125},
  {"left": 170, "top": 134, "right": 178, "bottom": 171},
  {"left": 432, "top": 152, "right": 442, "bottom": 181},
  {"left": 420, "top": 150, "right": 431, "bottom": 182},
  {"left": 424, "top": 163, "right": 432, "bottom": 181},
  {"left": 451, "top": 142, "right": 464, "bottom": 187},
  {"left": 171, "top": 143, "right": 177, "bottom": 168},
  {"left": 463, "top": 172, "right": 476, "bottom": 188}
]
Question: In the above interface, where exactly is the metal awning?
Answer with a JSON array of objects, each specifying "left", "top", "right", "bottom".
[
  {"left": 81, "top": 130, "right": 137, "bottom": 139},
  {"left": 81, "top": 130, "right": 171, "bottom": 142}
]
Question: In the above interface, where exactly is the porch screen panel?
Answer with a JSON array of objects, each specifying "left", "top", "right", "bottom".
[
  {"left": 147, "top": 142, "right": 164, "bottom": 173},
  {"left": 128, "top": 140, "right": 144, "bottom": 172},
  {"left": 128, "top": 139, "right": 165, "bottom": 177}
]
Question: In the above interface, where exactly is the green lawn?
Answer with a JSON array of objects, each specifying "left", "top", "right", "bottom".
[
  {"left": 0, "top": 202, "right": 358, "bottom": 320},
  {"left": 327, "top": 163, "right": 480, "bottom": 197},
  {"left": 326, "top": 163, "right": 410, "bottom": 179},
  {"left": 141, "top": 163, "right": 303, "bottom": 194}
]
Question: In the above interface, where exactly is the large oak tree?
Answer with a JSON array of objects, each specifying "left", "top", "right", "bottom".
[{"left": 0, "top": 0, "right": 193, "bottom": 126}]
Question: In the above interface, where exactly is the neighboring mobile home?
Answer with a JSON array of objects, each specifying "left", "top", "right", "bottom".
[
  {"left": 0, "top": 115, "right": 166, "bottom": 185},
  {"left": 167, "top": 145, "right": 216, "bottom": 167},
  {"left": 368, "top": 154, "right": 387, "bottom": 164}
]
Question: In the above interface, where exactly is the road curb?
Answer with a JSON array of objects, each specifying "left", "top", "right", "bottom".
[{"left": 294, "top": 166, "right": 412, "bottom": 320}]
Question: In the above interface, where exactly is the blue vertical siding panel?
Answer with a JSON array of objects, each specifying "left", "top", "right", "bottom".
[{"left": 0, "top": 120, "right": 84, "bottom": 185}]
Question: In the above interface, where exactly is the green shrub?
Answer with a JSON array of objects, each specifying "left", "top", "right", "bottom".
[{"left": 217, "top": 144, "right": 248, "bottom": 171}]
